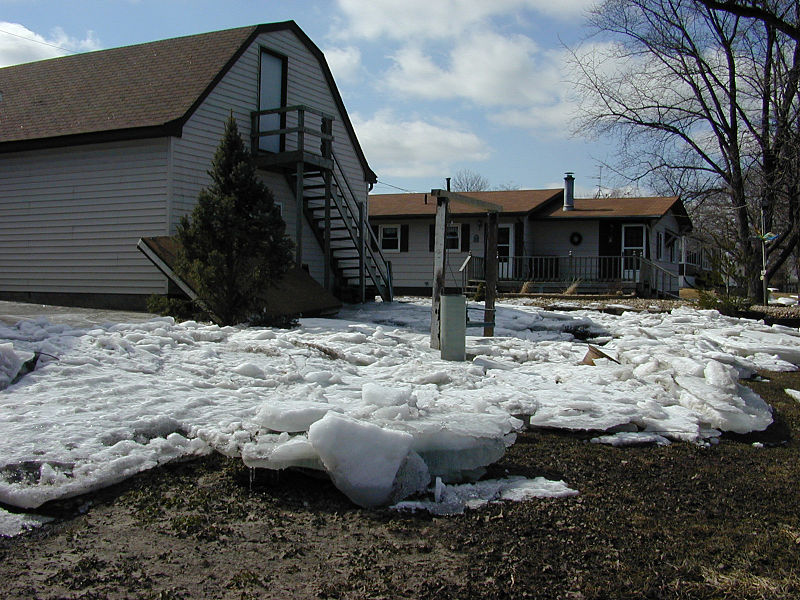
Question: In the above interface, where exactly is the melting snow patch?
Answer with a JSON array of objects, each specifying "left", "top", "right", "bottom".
[
  {"left": 591, "top": 432, "right": 672, "bottom": 447},
  {"left": 785, "top": 389, "right": 800, "bottom": 403},
  {"left": 392, "top": 475, "right": 579, "bottom": 515},
  {"left": 0, "top": 507, "right": 53, "bottom": 537}
]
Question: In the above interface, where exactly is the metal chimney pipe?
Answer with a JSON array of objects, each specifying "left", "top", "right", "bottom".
[
  {"left": 563, "top": 172, "right": 575, "bottom": 211},
  {"left": 446, "top": 177, "right": 451, "bottom": 192}
]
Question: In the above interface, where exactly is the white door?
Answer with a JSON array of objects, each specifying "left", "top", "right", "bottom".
[
  {"left": 259, "top": 50, "right": 285, "bottom": 153},
  {"left": 497, "top": 224, "right": 513, "bottom": 278},
  {"left": 622, "top": 224, "right": 645, "bottom": 281}
]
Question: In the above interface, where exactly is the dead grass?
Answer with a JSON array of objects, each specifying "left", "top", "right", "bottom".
[{"left": 562, "top": 279, "right": 582, "bottom": 295}]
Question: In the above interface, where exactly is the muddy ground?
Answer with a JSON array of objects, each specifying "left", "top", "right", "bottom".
[{"left": 2, "top": 370, "right": 800, "bottom": 600}]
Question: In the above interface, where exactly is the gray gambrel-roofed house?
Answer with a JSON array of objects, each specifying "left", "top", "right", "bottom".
[
  {"left": 0, "top": 22, "right": 392, "bottom": 310},
  {"left": 369, "top": 175, "right": 705, "bottom": 297}
]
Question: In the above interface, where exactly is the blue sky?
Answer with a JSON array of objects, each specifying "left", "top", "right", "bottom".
[{"left": 0, "top": 0, "right": 616, "bottom": 196}]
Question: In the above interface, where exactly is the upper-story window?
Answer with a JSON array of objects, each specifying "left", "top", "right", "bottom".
[{"left": 258, "top": 48, "right": 288, "bottom": 153}]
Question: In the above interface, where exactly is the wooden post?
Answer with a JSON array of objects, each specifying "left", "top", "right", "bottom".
[
  {"left": 323, "top": 167, "right": 332, "bottom": 290},
  {"left": 295, "top": 110, "right": 305, "bottom": 269},
  {"left": 322, "top": 116, "right": 333, "bottom": 291},
  {"left": 295, "top": 161, "right": 304, "bottom": 270},
  {"left": 484, "top": 211, "right": 498, "bottom": 337},
  {"left": 430, "top": 195, "right": 448, "bottom": 349},
  {"left": 359, "top": 202, "right": 366, "bottom": 303}
]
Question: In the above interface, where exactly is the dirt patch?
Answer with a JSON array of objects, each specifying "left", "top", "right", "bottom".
[{"left": 3, "top": 371, "right": 800, "bottom": 599}]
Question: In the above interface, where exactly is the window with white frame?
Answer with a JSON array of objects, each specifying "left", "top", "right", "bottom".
[
  {"left": 445, "top": 224, "right": 460, "bottom": 250},
  {"left": 380, "top": 224, "right": 400, "bottom": 252}
]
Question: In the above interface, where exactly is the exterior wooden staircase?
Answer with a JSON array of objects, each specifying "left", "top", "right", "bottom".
[
  {"left": 251, "top": 105, "right": 393, "bottom": 303},
  {"left": 297, "top": 159, "right": 393, "bottom": 302}
]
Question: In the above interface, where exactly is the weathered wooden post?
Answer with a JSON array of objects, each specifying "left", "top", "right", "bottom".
[
  {"left": 294, "top": 108, "right": 305, "bottom": 269},
  {"left": 430, "top": 195, "right": 449, "bottom": 349},
  {"left": 484, "top": 211, "right": 498, "bottom": 337},
  {"left": 322, "top": 117, "right": 333, "bottom": 290}
]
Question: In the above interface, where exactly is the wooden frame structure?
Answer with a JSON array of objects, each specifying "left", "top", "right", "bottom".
[{"left": 429, "top": 189, "right": 502, "bottom": 349}]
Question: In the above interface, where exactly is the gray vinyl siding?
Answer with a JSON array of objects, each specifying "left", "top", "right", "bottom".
[
  {"left": 650, "top": 213, "right": 681, "bottom": 274},
  {"left": 0, "top": 139, "right": 169, "bottom": 295},
  {"left": 170, "top": 29, "right": 367, "bottom": 287},
  {"left": 375, "top": 218, "right": 483, "bottom": 289},
  {"left": 528, "top": 221, "right": 598, "bottom": 256}
]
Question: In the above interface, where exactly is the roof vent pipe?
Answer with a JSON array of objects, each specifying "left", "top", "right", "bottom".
[{"left": 563, "top": 172, "right": 575, "bottom": 211}]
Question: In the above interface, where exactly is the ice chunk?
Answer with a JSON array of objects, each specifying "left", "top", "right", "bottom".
[
  {"left": 590, "top": 432, "right": 672, "bottom": 446},
  {"left": 308, "top": 413, "right": 427, "bottom": 507},
  {"left": 0, "top": 507, "right": 53, "bottom": 537},
  {"left": 0, "top": 343, "right": 34, "bottom": 389},
  {"left": 232, "top": 363, "right": 267, "bottom": 379},
  {"left": 361, "top": 382, "right": 413, "bottom": 407},
  {"left": 241, "top": 433, "right": 323, "bottom": 471},
  {"left": 254, "top": 401, "right": 337, "bottom": 433},
  {"left": 393, "top": 476, "right": 579, "bottom": 515}
]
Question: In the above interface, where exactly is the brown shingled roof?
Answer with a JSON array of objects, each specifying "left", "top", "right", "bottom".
[
  {"left": 0, "top": 26, "right": 256, "bottom": 145},
  {"left": 535, "top": 196, "right": 681, "bottom": 219},
  {"left": 369, "top": 189, "right": 562, "bottom": 217}
]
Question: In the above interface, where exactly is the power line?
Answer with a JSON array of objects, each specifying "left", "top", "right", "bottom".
[
  {"left": 374, "top": 180, "right": 419, "bottom": 193},
  {"left": 0, "top": 28, "right": 77, "bottom": 55}
]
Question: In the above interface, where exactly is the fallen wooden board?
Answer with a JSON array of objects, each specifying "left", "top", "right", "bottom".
[{"left": 137, "top": 236, "right": 342, "bottom": 321}]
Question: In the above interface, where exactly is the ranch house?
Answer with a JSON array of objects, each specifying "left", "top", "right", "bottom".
[{"left": 369, "top": 175, "right": 704, "bottom": 297}]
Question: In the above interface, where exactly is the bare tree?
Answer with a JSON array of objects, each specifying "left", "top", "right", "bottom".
[
  {"left": 572, "top": 0, "right": 800, "bottom": 297},
  {"left": 696, "top": 0, "right": 800, "bottom": 40},
  {"left": 450, "top": 169, "right": 490, "bottom": 192}
]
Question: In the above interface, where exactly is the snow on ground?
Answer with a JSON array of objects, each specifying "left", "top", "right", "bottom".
[{"left": 1, "top": 299, "right": 798, "bottom": 533}]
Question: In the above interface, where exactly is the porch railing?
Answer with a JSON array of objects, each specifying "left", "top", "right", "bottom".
[
  {"left": 467, "top": 255, "right": 647, "bottom": 283},
  {"left": 466, "top": 254, "right": 680, "bottom": 296}
]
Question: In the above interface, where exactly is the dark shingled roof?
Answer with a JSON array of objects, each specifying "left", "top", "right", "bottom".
[
  {"left": 0, "top": 26, "right": 255, "bottom": 145},
  {"left": 0, "top": 21, "right": 376, "bottom": 182},
  {"left": 369, "top": 189, "right": 563, "bottom": 218}
]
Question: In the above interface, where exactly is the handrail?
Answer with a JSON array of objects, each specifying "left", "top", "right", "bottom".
[
  {"left": 639, "top": 257, "right": 680, "bottom": 298},
  {"left": 329, "top": 152, "right": 392, "bottom": 300},
  {"left": 252, "top": 104, "right": 335, "bottom": 120},
  {"left": 251, "top": 105, "right": 393, "bottom": 301}
]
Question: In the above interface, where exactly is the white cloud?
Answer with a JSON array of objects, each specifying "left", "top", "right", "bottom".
[
  {"left": 383, "top": 33, "right": 581, "bottom": 136},
  {"left": 332, "top": 0, "right": 595, "bottom": 40},
  {"left": 351, "top": 110, "right": 489, "bottom": 178},
  {"left": 323, "top": 45, "right": 362, "bottom": 83},
  {"left": 385, "top": 32, "right": 559, "bottom": 106},
  {"left": 0, "top": 22, "right": 100, "bottom": 68}
]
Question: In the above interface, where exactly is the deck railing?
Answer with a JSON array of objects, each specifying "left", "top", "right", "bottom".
[
  {"left": 467, "top": 255, "right": 646, "bottom": 283},
  {"left": 250, "top": 105, "right": 335, "bottom": 156},
  {"left": 466, "top": 254, "right": 680, "bottom": 296}
]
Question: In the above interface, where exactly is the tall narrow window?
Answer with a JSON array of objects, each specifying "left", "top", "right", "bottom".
[
  {"left": 259, "top": 49, "right": 287, "bottom": 153},
  {"left": 445, "top": 224, "right": 460, "bottom": 250}
]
